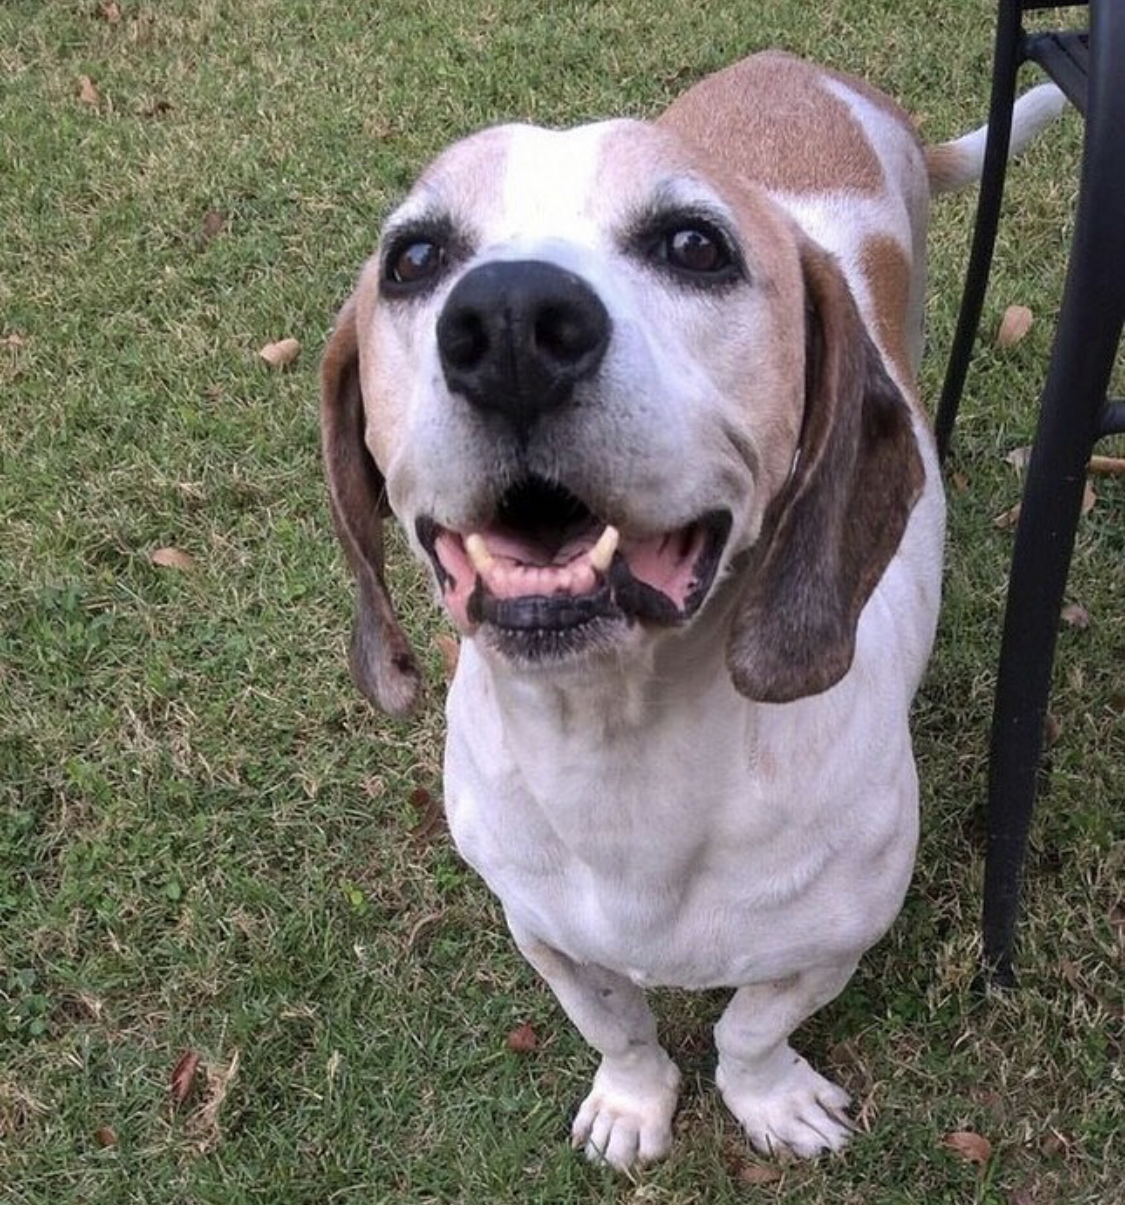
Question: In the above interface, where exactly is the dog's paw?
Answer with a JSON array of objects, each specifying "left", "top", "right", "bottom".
[
  {"left": 717, "top": 1053, "right": 855, "bottom": 1159},
  {"left": 571, "top": 1051, "right": 680, "bottom": 1171}
]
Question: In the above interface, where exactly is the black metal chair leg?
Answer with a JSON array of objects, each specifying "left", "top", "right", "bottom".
[
  {"left": 935, "top": 0, "right": 1025, "bottom": 462},
  {"left": 982, "top": 0, "right": 1125, "bottom": 985}
]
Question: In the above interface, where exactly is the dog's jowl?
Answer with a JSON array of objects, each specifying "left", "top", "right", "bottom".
[{"left": 321, "top": 51, "right": 1063, "bottom": 1169}]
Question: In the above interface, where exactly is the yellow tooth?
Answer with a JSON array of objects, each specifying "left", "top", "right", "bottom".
[
  {"left": 464, "top": 533, "right": 494, "bottom": 575},
  {"left": 587, "top": 524, "right": 619, "bottom": 573}
]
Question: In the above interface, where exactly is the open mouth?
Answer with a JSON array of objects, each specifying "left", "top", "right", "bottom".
[{"left": 416, "top": 477, "right": 731, "bottom": 661}]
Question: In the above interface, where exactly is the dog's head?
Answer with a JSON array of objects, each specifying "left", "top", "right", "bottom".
[{"left": 321, "top": 118, "right": 923, "bottom": 715}]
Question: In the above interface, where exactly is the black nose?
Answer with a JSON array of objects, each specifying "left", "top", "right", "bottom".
[{"left": 436, "top": 260, "right": 611, "bottom": 428}]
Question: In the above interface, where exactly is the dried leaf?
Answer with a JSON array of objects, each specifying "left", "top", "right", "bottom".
[
  {"left": 1060, "top": 602, "right": 1090, "bottom": 630},
  {"left": 93, "top": 1124, "right": 118, "bottom": 1147},
  {"left": 99, "top": 2, "right": 122, "bottom": 22},
  {"left": 78, "top": 75, "right": 101, "bottom": 108},
  {"left": 408, "top": 785, "right": 444, "bottom": 843},
  {"left": 258, "top": 337, "right": 300, "bottom": 367},
  {"left": 1004, "top": 444, "right": 1032, "bottom": 471},
  {"left": 951, "top": 470, "right": 970, "bottom": 494},
  {"left": 1038, "top": 1128, "right": 1072, "bottom": 1157},
  {"left": 1088, "top": 454, "right": 1125, "bottom": 476},
  {"left": 997, "top": 304, "right": 1033, "bottom": 348},
  {"left": 151, "top": 546, "right": 195, "bottom": 571},
  {"left": 505, "top": 1022, "right": 538, "bottom": 1053},
  {"left": 993, "top": 501, "right": 1021, "bottom": 530},
  {"left": 200, "top": 210, "right": 226, "bottom": 245},
  {"left": 186, "top": 1050, "right": 240, "bottom": 1152},
  {"left": 942, "top": 1129, "right": 993, "bottom": 1167},
  {"left": 1043, "top": 711, "right": 1061, "bottom": 748},
  {"left": 170, "top": 1050, "right": 200, "bottom": 1107},
  {"left": 1081, "top": 480, "right": 1096, "bottom": 516},
  {"left": 434, "top": 632, "right": 460, "bottom": 680},
  {"left": 2, "top": 332, "right": 26, "bottom": 348},
  {"left": 739, "top": 1163, "right": 784, "bottom": 1185}
]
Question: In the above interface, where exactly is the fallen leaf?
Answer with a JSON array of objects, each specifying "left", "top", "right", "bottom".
[
  {"left": 1004, "top": 444, "right": 1032, "bottom": 471},
  {"left": 1059, "top": 959, "right": 1081, "bottom": 989},
  {"left": 170, "top": 1050, "right": 200, "bottom": 1107},
  {"left": 1088, "top": 454, "right": 1125, "bottom": 476},
  {"left": 93, "top": 1124, "right": 118, "bottom": 1147},
  {"left": 1110, "top": 900, "right": 1125, "bottom": 941},
  {"left": 1043, "top": 711, "right": 1061, "bottom": 748},
  {"left": 951, "top": 470, "right": 970, "bottom": 494},
  {"left": 997, "top": 304, "right": 1033, "bottom": 348},
  {"left": 434, "top": 632, "right": 460, "bottom": 680},
  {"left": 505, "top": 1022, "right": 538, "bottom": 1053},
  {"left": 259, "top": 337, "right": 300, "bottom": 367},
  {"left": 1060, "top": 602, "right": 1090, "bottom": 630},
  {"left": 942, "top": 1129, "right": 993, "bottom": 1167},
  {"left": 1081, "top": 480, "right": 1096, "bottom": 516},
  {"left": 199, "top": 209, "right": 226, "bottom": 245},
  {"left": 408, "top": 785, "right": 444, "bottom": 843},
  {"left": 1038, "top": 1128, "right": 1073, "bottom": 1157},
  {"left": 151, "top": 546, "right": 195, "bottom": 571},
  {"left": 2, "top": 332, "right": 26, "bottom": 348},
  {"left": 99, "top": 2, "right": 122, "bottom": 22},
  {"left": 993, "top": 501, "right": 1021, "bottom": 529},
  {"left": 186, "top": 1050, "right": 239, "bottom": 1152},
  {"left": 78, "top": 75, "right": 101, "bottom": 108},
  {"left": 738, "top": 1163, "right": 784, "bottom": 1185}
]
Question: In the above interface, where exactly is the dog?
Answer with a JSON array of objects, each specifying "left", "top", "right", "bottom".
[{"left": 320, "top": 52, "right": 1064, "bottom": 1168}]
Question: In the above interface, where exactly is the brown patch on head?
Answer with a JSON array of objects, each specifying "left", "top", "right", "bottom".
[
  {"left": 860, "top": 235, "right": 913, "bottom": 386},
  {"left": 659, "top": 52, "right": 885, "bottom": 195}
]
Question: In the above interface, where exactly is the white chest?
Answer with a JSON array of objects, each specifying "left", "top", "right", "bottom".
[{"left": 440, "top": 640, "right": 919, "bottom": 989}]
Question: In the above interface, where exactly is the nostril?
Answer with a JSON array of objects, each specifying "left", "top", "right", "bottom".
[
  {"left": 534, "top": 304, "right": 602, "bottom": 364},
  {"left": 441, "top": 309, "right": 489, "bottom": 370}
]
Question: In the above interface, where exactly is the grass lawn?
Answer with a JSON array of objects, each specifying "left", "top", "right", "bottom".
[{"left": 1, "top": 1, "right": 1120, "bottom": 1202}]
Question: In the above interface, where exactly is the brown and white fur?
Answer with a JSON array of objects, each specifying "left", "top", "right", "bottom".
[{"left": 321, "top": 53, "right": 1064, "bottom": 1168}]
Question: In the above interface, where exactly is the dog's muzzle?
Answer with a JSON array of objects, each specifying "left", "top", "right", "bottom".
[{"left": 417, "top": 478, "right": 731, "bottom": 665}]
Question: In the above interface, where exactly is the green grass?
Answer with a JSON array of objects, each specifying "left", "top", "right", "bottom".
[{"left": 1, "top": 1, "right": 1120, "bottom": 1202}]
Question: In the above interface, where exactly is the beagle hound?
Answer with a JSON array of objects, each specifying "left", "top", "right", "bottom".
[{"left": 321, "top": 53, "right": 1064, "bottom": 1168}]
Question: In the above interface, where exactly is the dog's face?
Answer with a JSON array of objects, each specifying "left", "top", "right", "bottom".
[{"left": 322, "top": 118, "right": 923, "bottom": 714}]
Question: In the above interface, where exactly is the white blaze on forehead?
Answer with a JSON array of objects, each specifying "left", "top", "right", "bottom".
[{"left": 493, "top": 121, "right": 623, "bottom": 249}]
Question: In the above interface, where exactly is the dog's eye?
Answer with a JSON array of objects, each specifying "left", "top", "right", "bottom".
[
  {"left": 638, "top": 215, "right": 742, "bottom": 285},
  {"left": 664, "top": 227, "right": 729, "bottom": 275},
  {"left": 387, "top": 239, "right": 446, "bottom": 287}
]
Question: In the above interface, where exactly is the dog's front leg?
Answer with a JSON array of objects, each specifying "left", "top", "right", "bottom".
[
  {"left": 509, "top": 924, "right": 680, "bottom": 1170},
  {"left": 715, "top": 961, "right": 858, "bottom": 1159}
]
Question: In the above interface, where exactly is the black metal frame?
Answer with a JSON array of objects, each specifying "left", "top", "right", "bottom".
[{"left": 936, "top": 0, "right": 1125, "bottom": 986}]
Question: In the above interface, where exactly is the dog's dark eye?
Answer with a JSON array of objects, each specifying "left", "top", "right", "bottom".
[
  {"left": 664, "top": 227, "right": 729, "bottom": 275},
  {"left": 638, "top": 214, "right": 742, "bottom": 285},
  {"left": 387, "top": 239, "right": 445, "bottom": 287}
]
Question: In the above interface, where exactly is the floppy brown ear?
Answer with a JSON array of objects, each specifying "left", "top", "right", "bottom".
[
  {"left": 321, "top": 293, "right": 421, "bottom": 716},
  {"left": 727, "top": 241, "right": 924, "bottom": 703}
]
